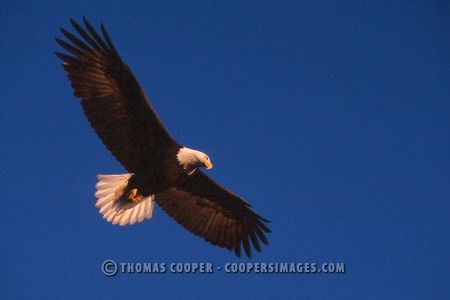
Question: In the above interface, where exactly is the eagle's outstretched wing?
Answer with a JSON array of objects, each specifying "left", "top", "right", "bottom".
[
  {"left": 155, "top": 170, "right": 270, "bottom": 258},
  {"left": 56, "top": 17, "right": 178, "bottom": 173}
]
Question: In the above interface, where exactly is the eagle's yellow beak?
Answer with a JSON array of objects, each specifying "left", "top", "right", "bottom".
[{"left": 203, "top": 157, "right": 213, "bottom": 169}]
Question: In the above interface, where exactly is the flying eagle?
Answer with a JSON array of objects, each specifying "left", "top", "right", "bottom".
[{"left": 56, "top": 18, "right": 270, "bottom": 258}]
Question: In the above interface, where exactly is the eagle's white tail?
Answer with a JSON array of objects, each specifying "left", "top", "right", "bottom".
[{"left": 94, "top": 174, "right": 155, "bottom": 226}]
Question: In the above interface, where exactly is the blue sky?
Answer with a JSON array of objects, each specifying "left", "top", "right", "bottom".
[{"left": 1, "top": 0, "right": 449, "bottom": 299}]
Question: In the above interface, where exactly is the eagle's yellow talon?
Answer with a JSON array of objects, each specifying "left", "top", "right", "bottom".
[{"left": 127, "top": 189, "right": 143, "bottom": 202}]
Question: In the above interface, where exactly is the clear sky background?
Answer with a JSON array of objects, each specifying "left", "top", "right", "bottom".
[{"left": 1, "top": 1, "right": 449, "bottom": 299}]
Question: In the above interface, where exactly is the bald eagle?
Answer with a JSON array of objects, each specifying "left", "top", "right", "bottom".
[{"left": 56, "top": 18, "right": 270, "bottom": 258}]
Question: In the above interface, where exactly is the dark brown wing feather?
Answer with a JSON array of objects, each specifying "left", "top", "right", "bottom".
[
  {"left": 155, "top": 170, "right": 271, "bottom": 258},
  {"left": 56, "top": 17, "right": 178, "bottom": 172}
]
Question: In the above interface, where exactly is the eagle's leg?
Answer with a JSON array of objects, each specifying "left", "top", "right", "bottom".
[{"left": 126, "top": 189, "right": 143, "bottom": 203}]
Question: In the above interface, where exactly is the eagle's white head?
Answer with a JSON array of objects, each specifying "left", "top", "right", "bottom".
[{"left": 177, "top": 147, "right": 213, "bottom": 175}]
